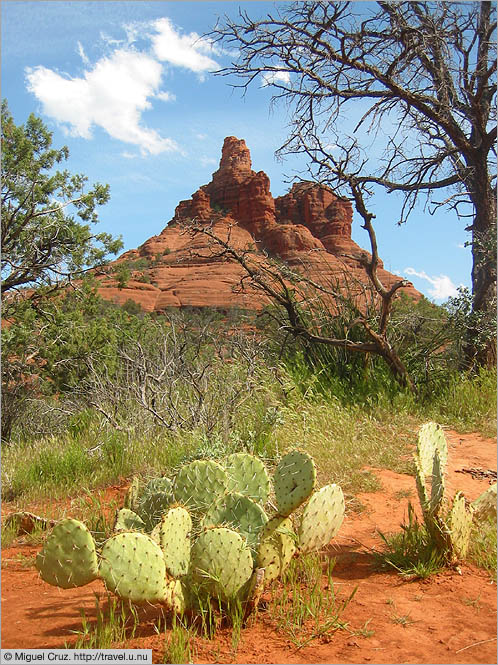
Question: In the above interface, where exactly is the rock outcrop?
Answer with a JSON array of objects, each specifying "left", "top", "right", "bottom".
[{"left": 97, "top": 137, "right": 419, "bottom": 311}]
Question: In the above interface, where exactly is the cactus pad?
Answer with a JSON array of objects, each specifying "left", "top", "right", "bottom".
[
  {"left": 114, "top": 508, "right": 146, "bottom": 533},
  {"left": 448, "top": 492, "right": 473, "bottom": 559},
  {"left": 298, "top": 484, "right": 345, "bottom": 553},
  {"left": 173, "top": 460, "right": 227, "bottom": 512},
  {"left": 35, "top": 519, "right": 99, "bottom": 589},
  {"left": 137, "top": 490, "right": 173, "bottom": 532},
  {"left": 471, "top": 483, "right": 497, "bottom": 520},
  {"left": 99, "top": 532, "right": 167, "bottom": 604},
  {"left": 154, "top": 506, "right": 192, "bottom": 578},
  {"left": 224, "top": 453, "right": 271, "bottom": 504},
  {"left": 430, "top": 451, "right": 445, "bottom": 517},
  {"left": 144, "top": 476, "right": 174, "bottom": 496},
  {"left": 165, "top": 579, "right": 187, "bottom": 614},
  {"left": 190, "top": 527, "right": 253, "bottom": 601},
  {"left": 414, "top": 455, "right": 429, "bottom": 511},
  {"left": 273, "top": 449, "right": 316, "bottom": 516},
  {"left": 257, "top": 516, "right": 296, "bottom": 584},
  {"left": 416, "top": 422, "right": 448, "bottom": 477},
  {"left": 124, "top": 476, "right": 142, "bottom": 512},
  {"left": 201, "top": 492, "right": 268, "bottom": 551}
]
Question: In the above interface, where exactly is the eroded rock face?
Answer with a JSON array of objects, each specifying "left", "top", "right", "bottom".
[{"left": 97, "top": 137, "right": 419, "bottom": 311}]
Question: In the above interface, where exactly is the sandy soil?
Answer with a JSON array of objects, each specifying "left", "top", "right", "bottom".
[{"left": 2, "top": 429, "right": 496, "bottom": 664}]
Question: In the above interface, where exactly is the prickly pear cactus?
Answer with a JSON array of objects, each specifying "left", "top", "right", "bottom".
[
  {"left": 414, "top": 423, "right": 448, "bottom": 520},
  {"left": 413, "top": 422, "right": 474, "bottom": 561},
  {"left": 448, "top": 492, "right": 473, "bottom": 560},
  {"left": 273, "top": 449, "right": 316, "bottom": 517},
  {"left": 429, "top": 451, "right": 446, "bottom": 517},
  {"left": 34, "top": 449, "right": 347, "bottom": 618},
  {"left": 173, "top": 460, "right": 227, "bottom": 512},
  {"left": 99, "top": 532, "right": 167, "bottom": 604},
  {"left": 472, "top": 483, "right": 497, "bottom": 520},
  {"left": 416, "top": 422, "right": 448, "bottom": 477},
  {"left": 137, "top": 489, "right": 174, "bottom": 532},
  {"left": 224, "top": 453, "right": 271, "bottom": 504},
  {"left": 298, "top": 484, "right": 345, "bottom": 554},
  {"left": 201, "top": 491, "right": 268, "bottom": 552},
  {"left": 257, "top": 516, "right": 296, "bottom": 584},
  {"left": 153, "top": 506, "right": 192, "bottom": 578},
  {"left": 144, "top": 476, "right": 174, "bottom": 496},
  {"left": 124, "top": 476, "right": 142, "bottom": 512},
  {"left": 114, "top": 508, "right": 146, "bottom": 533},
  {"left": 35, "top": 519, "right": 99, "bottom": 589},
  {"left": 414, "top": 455, "right": 429, "bottom": 510},
  {"left": 190, "top": 527, "right": 253, "bottom": 601},
  {"left": 165, "top": 578, "right": 187, "bottom": 614}
]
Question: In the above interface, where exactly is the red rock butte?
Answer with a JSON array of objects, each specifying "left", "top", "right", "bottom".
[{"left": 97, "top": 137, "right": 419, "bottom": 311}]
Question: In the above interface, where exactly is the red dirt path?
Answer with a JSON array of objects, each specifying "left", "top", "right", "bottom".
[{"left": 2, "top": 429, "right": 496, "bottom": 664}]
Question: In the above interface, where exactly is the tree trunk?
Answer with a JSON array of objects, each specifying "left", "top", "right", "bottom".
[{"left": 465, "top": 161, "right": 497, "bottom": 369}]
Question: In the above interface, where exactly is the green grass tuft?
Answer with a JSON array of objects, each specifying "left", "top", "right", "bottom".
[
  {"left": 267, "top": 552, "right": 353, "bottom": 648},
  {"left": 69, "top": 594, "right": 139, "bottom": 649},
  {"left": 373, "top": 503, "right": 447, "bottom": 579},
  {"left": 468, "top": 515, "right": 497, "bottom": 581},
  {"left": 163, "top": 615, "right": 197, "bottom": 664}
]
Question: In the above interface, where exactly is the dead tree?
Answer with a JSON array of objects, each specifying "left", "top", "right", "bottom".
[
  {"left": 183, "top": 203, "right": 415, "bottom": 390},
  {"left": 210, "top": 1, "right": 497, "bottom": 368}
]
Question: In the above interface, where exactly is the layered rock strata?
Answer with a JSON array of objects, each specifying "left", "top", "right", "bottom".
[{"left": 97, "top": 137, "right": 419, "bottom": 311}]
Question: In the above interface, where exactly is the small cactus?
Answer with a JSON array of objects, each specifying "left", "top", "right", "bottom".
[
  {"left": 471, "top": 483, "right": 497, "bottom": 520},
  {"left": 448, "top": 492, "right": 474, "bottom": 559},
  {"left": 413, "top": 422, "right": 473, "bottom": 562}
]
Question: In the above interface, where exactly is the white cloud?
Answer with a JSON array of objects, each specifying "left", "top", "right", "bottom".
[
  {"left": 156, "top": 90, "right": 176, "bottom": 102},
  {"left": 99, "top": 30, "right": 123, "bottom": 49},
  {"left": 404, "top": 268, "right": 461, "bottom": 300},
  {"left": 25, "top": 17, "right": 224, "bottom": 155},
  {"left": 200, "top": 156, "right": 217, "bottom": 167},
  {"left": 26, "top": 49, "right": 180, "bottom": 156},
  {"left": 76, "top": 41, "right": 89, "bottom": 66},
  {"left": 150, "top": 17, "right": 220, "bottom": 74},
  {"left": 261, "top": 69, "right": 291, "bottom": 87},
  {"left": 196, "top": 133, "right": 208, "bottom": 140}
]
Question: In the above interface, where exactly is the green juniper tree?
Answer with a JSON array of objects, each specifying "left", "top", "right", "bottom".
[
  {"left": 1, "top": 101, "right": 123, "bottom": 442},
  {"left": 1, "top": 100, "right": 122, "bottom": 311}
]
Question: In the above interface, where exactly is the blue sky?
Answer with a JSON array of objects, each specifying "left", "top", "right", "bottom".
[{"left": 2, "top": 1, "right": 473, "bottom": 302}]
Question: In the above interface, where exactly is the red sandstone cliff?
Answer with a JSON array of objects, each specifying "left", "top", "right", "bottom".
[{"left": 96, "top": 137, "right": 419, "bottom": 311}]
